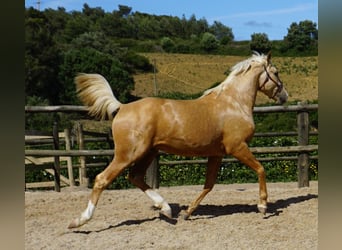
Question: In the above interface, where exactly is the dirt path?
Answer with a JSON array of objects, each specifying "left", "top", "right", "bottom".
[{"left": 25, "top": 181, "right": 317, "bottom": 249}]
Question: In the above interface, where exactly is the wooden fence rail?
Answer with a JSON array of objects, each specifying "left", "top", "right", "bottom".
[
  {"left": 25, "top": 103, "right": 318, "bottom": 190},
  {"left": 25, "top": 104, "right": 318, "bottom": 113},
  {"left": 25, "top": 145, "right": 318, "bottom": 157}
]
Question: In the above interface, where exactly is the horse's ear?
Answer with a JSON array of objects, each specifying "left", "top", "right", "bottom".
[{"left": 266, "top": 51, "right": 272, "bottom": 64}]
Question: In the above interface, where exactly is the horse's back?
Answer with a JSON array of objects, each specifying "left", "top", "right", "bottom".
[{"left": 116, "top": 97, "right": 226, "bottom": 155}]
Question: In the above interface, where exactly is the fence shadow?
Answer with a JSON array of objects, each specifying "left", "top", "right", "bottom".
[{"left": 70, "top": 193, "right": 317, "bottom": 234}]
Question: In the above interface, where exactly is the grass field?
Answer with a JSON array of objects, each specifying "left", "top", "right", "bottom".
[{"left": 133, "top": 53, "right": 318, "bottom": 105}]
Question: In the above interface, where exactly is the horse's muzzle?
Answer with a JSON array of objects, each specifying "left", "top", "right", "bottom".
[{"left": 276, "top": 94, "right": 288, "bottom": 105}]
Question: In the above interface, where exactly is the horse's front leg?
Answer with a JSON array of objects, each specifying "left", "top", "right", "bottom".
[
  {"left": 230, "top": 142, "right": 268, "bottom": 214},
  {"left": 182, "top": 156, "right": 222, "bottom": 219}
]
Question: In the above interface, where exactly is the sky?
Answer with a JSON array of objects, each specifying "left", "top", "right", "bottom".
[{"left": 25, "top": 0, "right": 318, "bottom": 41}]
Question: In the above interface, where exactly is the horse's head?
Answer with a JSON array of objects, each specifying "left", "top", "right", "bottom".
[{"left": 258, "top": 53, "right": 288, "bottom": 104}]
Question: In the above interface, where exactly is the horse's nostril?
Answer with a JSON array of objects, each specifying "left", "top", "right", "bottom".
[{"left": 279, "top": 95, "right": 287, "bottom": 105}]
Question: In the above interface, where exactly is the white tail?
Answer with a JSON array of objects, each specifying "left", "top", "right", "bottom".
[{"left": 75, "top": 73, "right": 122, "bottom": 120}]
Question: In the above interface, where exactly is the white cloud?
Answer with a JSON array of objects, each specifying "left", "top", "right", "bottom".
[{"left": 211, "top": 3, "right": 317, "bottom": 21}]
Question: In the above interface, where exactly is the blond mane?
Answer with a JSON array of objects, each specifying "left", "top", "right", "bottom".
[{"left": 201, "top": 52, "right": 267, "bottom": 98}]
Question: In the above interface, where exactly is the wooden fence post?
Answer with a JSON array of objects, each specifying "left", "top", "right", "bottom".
[
  {"left": 146, "top": 156, "right": 160, "bottom": 189},
  {"left": 77, "top": 123, "right": 88, "bottom": 187},
  {"left": 64, "top": 128, "right": 75, "bottom": 187},
  {"left": 52, "top": 122, "right": 61, "bottom": 192},
  {"left": 297, "top": 102, "right": 310, "bottom": 187},
  {"left": 107, "top": 128, "right": 114, "bottom": 149}
]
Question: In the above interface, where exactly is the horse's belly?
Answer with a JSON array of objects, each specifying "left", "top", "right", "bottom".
[{"left": 154, "top": 138, "right": 224, "bottom": 157}]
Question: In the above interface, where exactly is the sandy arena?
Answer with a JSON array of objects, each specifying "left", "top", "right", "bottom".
[{"left": 25, "top": 181, "right": 317, "bottom": 249}]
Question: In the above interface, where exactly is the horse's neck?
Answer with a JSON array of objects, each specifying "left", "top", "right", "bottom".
[{"left": 220, "top": 73, "right": 259, "bottom": 113}]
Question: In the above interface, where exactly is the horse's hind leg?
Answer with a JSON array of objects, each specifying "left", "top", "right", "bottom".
[
  {"left": 68, "top": 157, "right": 130, "bottom": 229},
  {"left": 183, "top": 156, "right": 222, "bottom": 219},
  {"left": 128, "top": 151, "right": 172, "bottom": 219}
]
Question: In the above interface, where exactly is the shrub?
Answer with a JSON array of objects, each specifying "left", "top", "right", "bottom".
[
  {"left": 200, "top": 32, "right": 219, "bottom": 52},
  {"left": 160, "top": 37, "right": 175, "bottom": 52}
]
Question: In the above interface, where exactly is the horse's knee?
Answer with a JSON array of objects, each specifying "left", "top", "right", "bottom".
[{"left": 254, "top": 165, "right": 265, "bottom": 177}]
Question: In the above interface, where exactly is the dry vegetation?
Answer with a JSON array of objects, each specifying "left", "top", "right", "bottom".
[{"left": 133, "top": 53, "right": 318, "bottom": 105}]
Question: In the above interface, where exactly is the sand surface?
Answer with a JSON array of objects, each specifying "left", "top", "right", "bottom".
[{"left": 25, "top": 181, "right": 317, "bottom": 249}]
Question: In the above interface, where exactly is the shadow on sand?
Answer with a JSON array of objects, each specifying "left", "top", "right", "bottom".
[
  {"left": 190, "top": 193, "right": 318, "bottom": 220},
  {"left": 70, "top": 193, "right": 317, "bottom": 234}
]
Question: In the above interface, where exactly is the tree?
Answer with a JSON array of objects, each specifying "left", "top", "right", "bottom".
[
  {"left": 64, "top": 13, "right": 92, "bottom": 41},
  {"left": 135, "top": 14, "right": 160, "bottom": 39},
  {"left": 187, "top": 14, "right": 198, "bottom": 36},
  {"left": 25, "top": 7, "right": 62, "bottom": 104},
  {"left": 200, "top": 32, "right": 219, "bottom": 52},
  {"left": 58, "top": 48, "right": 134, "bottom": 104},
  {"left": 250, "top": 33, "right": 272, "bottom": 54},
  {"left": 283, "top": 20, "right": 318, "bottom": 54},
  {"left": 99, "top": 12, "right": 123, "bottom": 37},
  {"left": 43, "top": 7, "right": 70, "bottom": 44},
  {"left": 209, "top": 21, "right": 234, "bottom": 43},
  {"left": 197, "top": 17, "right": 209, "bottom": 35},
  {"left": 116, "top": 5, "right": 132, "bottom": 18},
  {"left": 161, "top": 37, "right": 175, "bottom": 52},
  {"left": 82, "top": 3, "right": 105, "bottom": 21}
]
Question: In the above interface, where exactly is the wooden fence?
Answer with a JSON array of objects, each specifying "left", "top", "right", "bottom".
[{"left": 25, "top": 103, "right": 318, "bottom": 191}]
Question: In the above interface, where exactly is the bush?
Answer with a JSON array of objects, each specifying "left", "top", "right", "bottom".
[
  {"left": 200, "top": 32, "right": 219, "bottom": 52},
  {"left": 160, "top": 37, "right": 175, "bottom": 52},
  {"left": 250, "top": 33, "right": 272, "bottom": 54},
  {"left": 123, "top": 51, "right": 154, "bottom": 73},
  {"left": 25, "top": 96, "right": 58, "bottom": 131}
]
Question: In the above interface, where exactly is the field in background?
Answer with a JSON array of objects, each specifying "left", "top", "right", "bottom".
[{"left": 133, "top": 53, "right": 318, "bottom": 105}]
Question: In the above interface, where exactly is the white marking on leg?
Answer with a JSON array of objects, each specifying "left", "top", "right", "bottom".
[
  {"left": 257, "top": 204, "right": 267, "bottom": 209},
  {"left": 257, "top": 204, "right": 267, "bottom": 215},
  {"left": 145, "top": 189, "right": 164, "bottom": 207},
  {"left": 81, "top": 200, "right": 95, "bottom": 222},
  {"left": 145, "top": 189, "right": 172, "bottom": 218},
  {"left": 68, "top": 200, "right": 96, "bottom": 229}
]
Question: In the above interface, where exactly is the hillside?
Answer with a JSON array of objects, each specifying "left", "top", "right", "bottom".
[{"left": 132, "top": 53, "right": 318, "bottom": 105}]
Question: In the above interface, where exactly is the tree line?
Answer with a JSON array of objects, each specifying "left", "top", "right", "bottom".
[{"left": 25, "top": 4, "right": 318, "bottom": 109}]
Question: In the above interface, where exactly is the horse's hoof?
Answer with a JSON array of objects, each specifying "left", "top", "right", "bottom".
[
  {"left": 183, "top": 214, "right": 190, "bottom": 220},
  {"left": 159, "top": 212, "right": 177, "bottom": 224},
  {"left": 160, "top": 208, "right": 172, "bottom": 219},
  {"left": 179, "top": 210, "right": 190, "bottom": 220},
  {"left": 151, "top": 205, "right": 161, "bottom": 211},
  {"left": 257, "top": 204, "right": 267, "bottom": 215},
  {"left": 67, "top": 218, "right": 80, "bottom": 229}
]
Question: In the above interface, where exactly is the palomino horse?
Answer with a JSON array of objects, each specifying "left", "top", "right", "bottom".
[{"left": 68, "top": 52, "right": 288, "bottom": 228}]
